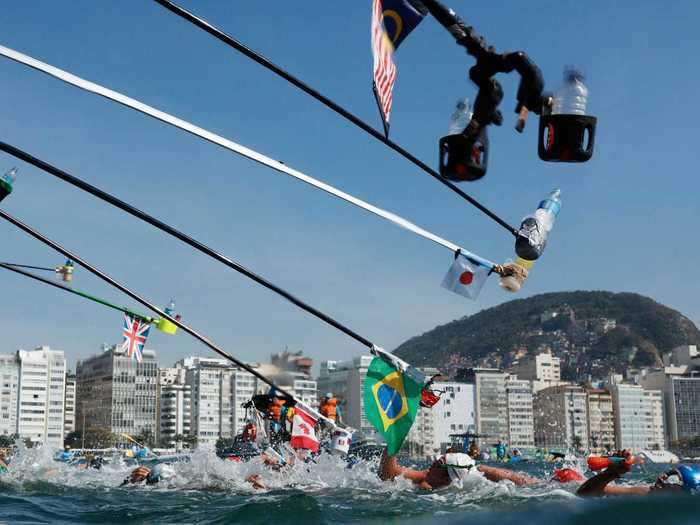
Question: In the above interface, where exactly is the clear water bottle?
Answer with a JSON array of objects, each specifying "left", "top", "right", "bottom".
[
  {"left": 164, "top": 299, "right": 176, "bottom": 316},
  {"left": 515, "top": 189, "right": 562, "bottom": 261},
  {"left": 0, "top": 167, "right": 18, "bottom": 202},
  {"left": 448, "top": 98, "right": 472, "bottom": 135},
  {"left": 552, "top": 69, "right": 588, "bottom": 115}
]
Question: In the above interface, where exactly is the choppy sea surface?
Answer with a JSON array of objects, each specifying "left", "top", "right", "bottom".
[{"left": 1, "top": 446, "right": 698, "bottom": 524}]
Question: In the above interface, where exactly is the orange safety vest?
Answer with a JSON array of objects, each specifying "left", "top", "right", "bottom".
[
  {"left": 320, "top": 398, "right": 337, "bottom": 421},
  {"left": 269, "top": 398, "right": 286, "bottom": 421}
]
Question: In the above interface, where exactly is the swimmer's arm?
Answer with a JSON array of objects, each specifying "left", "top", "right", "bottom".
[
  {"left": 378, "top": 449, "right": 427, "bottom": 484},
  {"left": 602, "top": 484, "right": 651, "bottom": 496},
  {"left": 378, "top": 449, "right": 403, "bottom": 481},
  {"left": 577, "top": 469, "right": 621, "bottom": 497},
  {"left": 246, "top": 474, "right": 266, "bottom": 490},
  {"left": 477, "top": 465, "right": 538, "bottom": 486}
]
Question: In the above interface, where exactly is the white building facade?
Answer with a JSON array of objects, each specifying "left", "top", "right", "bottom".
[
  {"left": 432, "top": 382, "right": 475, "bottom": 453},
  {"left": 586, "top": 389, "right": 615, "bottom": 453},
  {"left": 64, "top": 373, "right": 76, "bottom": 438},
  {"left": 317, "top": 356, "right": 374, "bottom": 436},
  {"left": 17, "top": 347, "right": 67, "bottom": 448},
  {"left": 534, "top": 385, "right": 589, "bottom": 450},
  {"left": 611, "top": 383, "right": 665, "bottom": 451},
  {"left": 506, "top": 378, "right": 535, "bottom": 449},
  {"left": 0, "top": 354, "right": 19, "bottom": 438},
  {"left": 157, "top": 367, "right": 191, "bottom": 447}
]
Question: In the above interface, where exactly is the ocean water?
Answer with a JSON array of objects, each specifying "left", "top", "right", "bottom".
[{"left": 0, "top": 447, "right": 697, "bottom": 525}]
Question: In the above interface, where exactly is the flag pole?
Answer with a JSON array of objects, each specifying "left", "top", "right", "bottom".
[
  {"left": 0, "top": 262, "right": 56, "bottom": 272},
  {"left": 372, "top": 82, "right": 390, "bottom": 139},
  {"left": 0, "top": 142, "right": 498, "bottom": 272},
  {"left": 0, "top": 261, "right": 154, "bottom": 322},
  {"left": 151, "top": 0, "right": 520, "bottom": 238},
  {"left": 0, "top": 140, "right": 497, "bottom": 349}
]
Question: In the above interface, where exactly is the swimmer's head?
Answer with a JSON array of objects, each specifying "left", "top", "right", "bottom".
[{"left": 654, "top": 466, "right": 700, "bottom": 494}]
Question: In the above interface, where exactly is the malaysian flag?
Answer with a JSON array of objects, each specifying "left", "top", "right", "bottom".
[
  {"left": 121, "top": 313, "right": 151, "bottom": 363},
  {"left": 371, "top": 0, "right": 426, "bottom": 137}
]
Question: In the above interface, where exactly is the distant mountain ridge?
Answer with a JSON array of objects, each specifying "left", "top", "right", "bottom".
[{"left": 394, "top": 291, "right": 700, "bottom": 380}]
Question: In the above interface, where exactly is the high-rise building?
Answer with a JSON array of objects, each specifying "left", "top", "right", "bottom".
[
  {"left": 231, "top": 368, "right": 259, "bottom": 433},
  {"left": 432, "top": 382, "right": 475, "bottom": 453},
  {"left": 64, "top": 373, "right": 76, "bottom": 438},
  {"left": 317, "top": 356, "right": 374, "bottom": 436},
  {"left": 534, "top": 384, "right": 588, "bottom": 450},
  {"left": 586, "top": 389, "right": 615, "bottom": 453},
  {"left": 506, "top": 378, "right": 534, "bottom": 449},
  {"left": 611, "top": 383, "right": 665, "bottom": 451},
  {"left": 663, "top": 376, "right": 700, "bottom": 443},
  {"left": 17, "top": 346, "right": 66, "bottom": 448},
  {"left": 157, "top": 367, "right": 191, "bottom": 448},
  {"left": 459, "top": 369, "right": 508, "bottom": 445},
  {"left": 640, "top": 367, "right": 699, "bottom": 445},
  {"left": 76, "top": 345, "right": 158, "bottom": 442},
  {"left": 514, "top": 352, "right": 562, "bottom": 393},
  {"left": 644, "top": 389, "right": 666, "bottom": 449},
  {"left": 0, "top": 354, "right": 19, "bottom": 438},
  {"left": 405, "top": 367, "right": 440, "bottom": 457},
  {"left": 181, "top": 357, "right": 235, "bottom": 446}
]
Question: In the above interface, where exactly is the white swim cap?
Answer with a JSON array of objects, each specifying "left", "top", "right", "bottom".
[{"left": 441, "top": 453, "right": 476, "bottom": 488}]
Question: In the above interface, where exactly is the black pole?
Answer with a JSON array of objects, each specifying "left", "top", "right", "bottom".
[
  {"left": 151, "top": 0, "right": 519, "bottom": 237},
  {"left": 2, "top": 262, "right": 56, "bottom": 272},
  {"left": 0, "top": 261, "right": 154, "bottom": 321},
  {"left": 0, "top": 141, "right": 375, "bottom": 351},
  {"left": 0, "top": 208, "right": 297, "bottom": 401}
]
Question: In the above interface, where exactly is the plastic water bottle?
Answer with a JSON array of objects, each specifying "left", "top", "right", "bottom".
[
  {"left": 0, "top": 167, "right": 17, "bottom": 202},
  {"left": 552, "top": 69, "right": 588, "bottom": 115},
  {"left": 515, "top": 189, "right": 562, "bottom": 261},
  {"left": 448, "top": 98, "right": 472, "bottom": 135},
  {"left": 164, "top": 299, "right": 176, "bottom": 316}
]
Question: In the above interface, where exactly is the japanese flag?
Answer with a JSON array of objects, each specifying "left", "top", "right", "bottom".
[
  {"left": 290, "top": 405, "right": 320, "bottom": 453},
  {"left": 441, "top": 256, "right": 490, "bottom": 300}
]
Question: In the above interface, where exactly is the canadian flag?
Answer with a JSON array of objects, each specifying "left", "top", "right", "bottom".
[
  {"left": 441, "top": 256, "right": 490, "bottom": 300},
  {"left": 290, "top": 404, "right": 320, "bottom": 453}
]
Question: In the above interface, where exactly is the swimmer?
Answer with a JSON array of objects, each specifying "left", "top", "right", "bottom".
[
  {"left": 378, "top": 449, "right": 538, "bottom": 490},
  {"left": 121, "top": 463, "right": 175, "bottom": 486},
  {"left": 577, "top": 450, "right": 700, "bottom": 497},
  {"left": 245, "top": 446, "right": 314, "bottom": 490}
]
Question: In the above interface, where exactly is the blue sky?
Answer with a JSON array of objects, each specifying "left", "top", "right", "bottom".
[{"left": 1, "top": 1, "right": 699, "bottom": 372}]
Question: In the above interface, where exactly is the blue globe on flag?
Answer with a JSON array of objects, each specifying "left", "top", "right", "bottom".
[{"left": 377, "top": 383, "right": 403, "bottom": 419}]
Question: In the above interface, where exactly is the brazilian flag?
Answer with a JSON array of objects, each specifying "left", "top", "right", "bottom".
[{"left": 363, "top": 357, "right": 422, "bottom": 455}]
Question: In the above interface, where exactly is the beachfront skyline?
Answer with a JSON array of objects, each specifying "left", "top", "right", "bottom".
[{"left": 1, "top": 1, "right": 699, "bottom": 370}]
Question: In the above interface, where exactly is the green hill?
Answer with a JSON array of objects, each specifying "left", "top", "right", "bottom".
[{"left": 394, "top": 291, "right": 700, "bottom": 379}]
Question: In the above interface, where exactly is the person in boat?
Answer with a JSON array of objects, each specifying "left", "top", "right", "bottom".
[
  {"left": 378, "top": 449, "right": 538, "bottom": 490},
  {"left": 56, "top": 446, "right": 74, "bottom": 462},
  {"left": 121, "top": 463, "right": 175, "bottom": 486},
  {"left": 467, "top": 441, "right": 480, "bottom": 460},
  {"left": 577, "top": 450, "right": 700, "bottom": 497},
  {"left": 267, "top": 390, "right": 288, "bottom": 441},
  {"left": 319, "top": 393, "right": 342, "bottom": 425},
  {"left": 495, "top": 440, "right": 507, "bottom": 461}
]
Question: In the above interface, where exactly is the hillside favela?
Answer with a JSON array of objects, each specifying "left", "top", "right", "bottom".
[{"left": 2, "top": 1, "right": 700, "bottom": 524}]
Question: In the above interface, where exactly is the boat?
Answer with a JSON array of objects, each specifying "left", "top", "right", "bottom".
[{"left": 638, "top": 449, "right": 680, "bottom": 464}]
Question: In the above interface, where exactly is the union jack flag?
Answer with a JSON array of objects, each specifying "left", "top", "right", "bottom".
[
  {"left": 371, "top": 0, "right": 398, "bottom": 137},
  {"left": 121, "top": 313, "right": 151, "bottom": 363}
]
